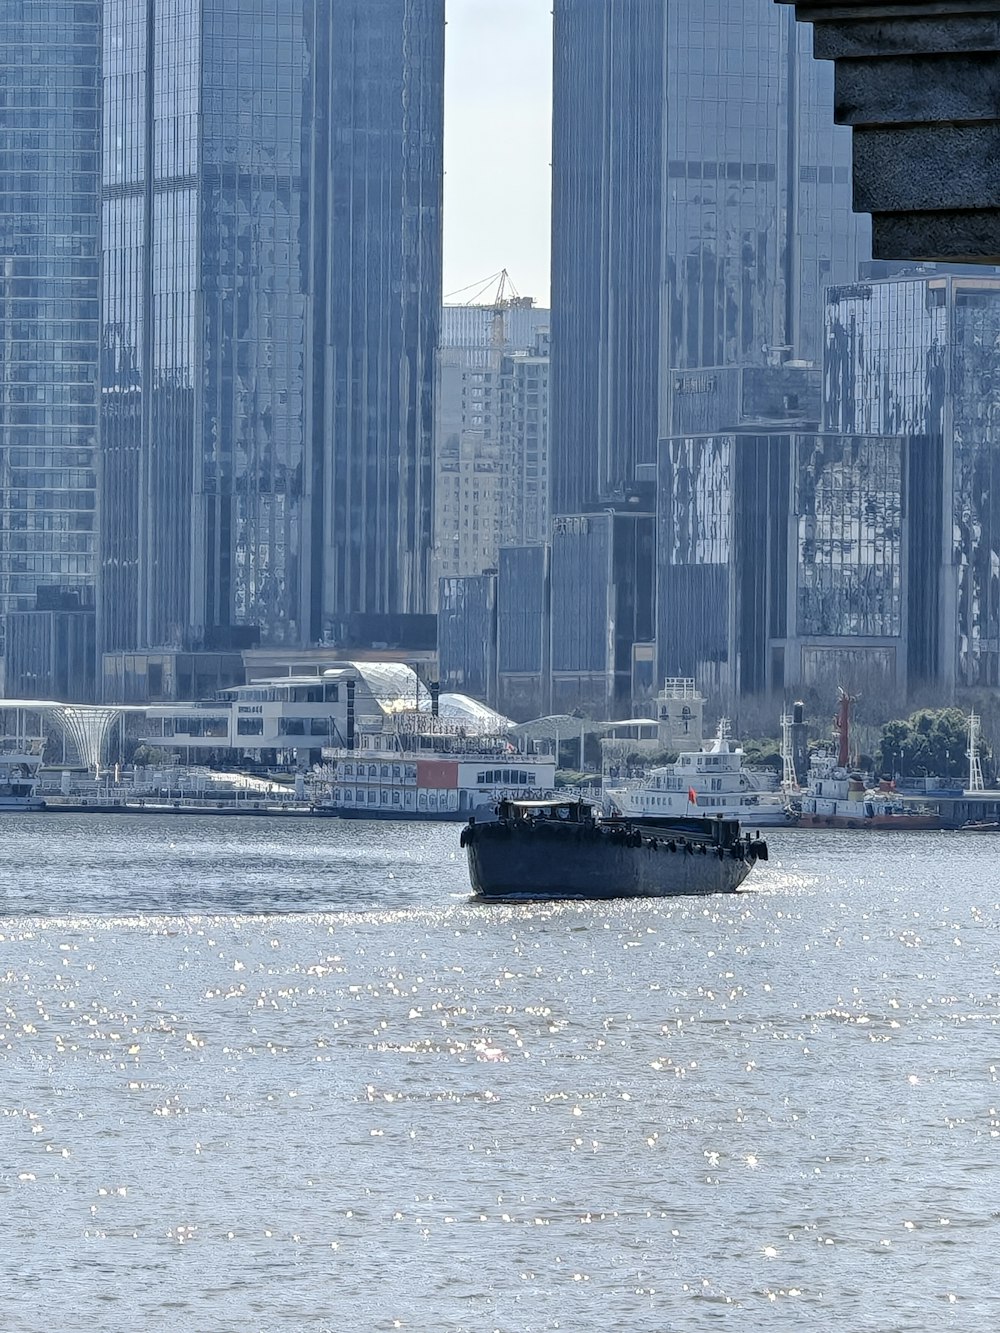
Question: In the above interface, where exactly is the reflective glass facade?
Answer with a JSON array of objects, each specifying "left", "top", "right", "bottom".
[
  {"left": 656, "top": 435, "right": 733, "bottom": 692},
  {"left": 550, "top": 512, "right": 654, "bottom": 717},
  {"left": 437, "top": 573, "right": 496, "bottom": 702},
  {"left": 550, "top": 0, "right": 868, "bottom": 518},
  {"left": 0, "top": 3, "right": 100, "bottom": 684},
  {"left": 826, "top": 275, "right": 1000, "bottom": 688},
  {"left": 657, "top": 430, "right": 910, "bottom": 700},
  {"left": 794, "top": 434, "right": 903, "bottom": 640},
  {"left": 664, "top": 4, "right": 866, "bottom": 381},
  {"left": 496, "top": 544, "right": 550, "bottom": 720},
  {"left": 101, "top": 0, "right": 444, "bottom": 657},
  {"left": 551, "top": 0, "right": 663, "bottom": 515}
]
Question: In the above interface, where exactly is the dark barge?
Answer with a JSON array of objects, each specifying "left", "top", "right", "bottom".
[{"left": 462, "top": 797, "right": 767, "bottom": 901}]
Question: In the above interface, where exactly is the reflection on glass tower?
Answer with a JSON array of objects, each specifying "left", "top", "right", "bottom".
[
  {"left": 663, "top": 3, "right": 866, "bottom": 380},
  {"left": 550, "top": 0, "right": 869, "bottom": 517},
  {"left": 827, "top": 274, "right": 1000, "bottom": 689},
  {"left": 657, "top": 428, "right": 910, "bottom": 701},
  {"left": 0, "top": 2, "right": 100, "bottom": 696},
  {"left": 100, "top": 0, "right": 443, "bottom": 656}
]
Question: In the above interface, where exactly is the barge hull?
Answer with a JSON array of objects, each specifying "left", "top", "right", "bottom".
[{"left": 466, "top": 824, "right": 753, "bottom": 900}]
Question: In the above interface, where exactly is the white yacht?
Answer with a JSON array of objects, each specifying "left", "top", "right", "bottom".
[
  {"left": 604, "top": 724, "right": 792, "bottom": 827},
  {"left": 0, "top": 742, "right": 45, "bottom": 812}
]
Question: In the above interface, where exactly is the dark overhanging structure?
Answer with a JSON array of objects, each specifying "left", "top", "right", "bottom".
[{"left": 777, "top": 1, "right": 1000, "bottom": 262}]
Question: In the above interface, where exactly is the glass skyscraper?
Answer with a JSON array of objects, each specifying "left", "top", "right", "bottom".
[
  {"left": 655, "top": 427, "right": 912, "bottom": 702},
  {"left": 0, "top": 2, "right": 100, "bottom": 696},
  {"left": 550, "top": 0, "right": 664, "bottom": 516},
  {"left": 826, "top": 274, "right": 1000, "bottom": 690},
  {"left": 550, "top": 0, "right": 869, "bottom": 516},
  {"left": 100, "top": 0, "right": 444, "bottom": 658}
]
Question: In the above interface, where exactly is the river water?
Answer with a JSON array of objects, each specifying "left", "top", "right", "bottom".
[{"left": 0, "top": 813, "right": 996, "bottom": 1331}]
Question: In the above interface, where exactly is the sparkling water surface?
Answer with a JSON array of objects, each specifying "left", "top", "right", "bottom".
[{"left": 0, "top": 814, "right": 997, "bottom": 1331}]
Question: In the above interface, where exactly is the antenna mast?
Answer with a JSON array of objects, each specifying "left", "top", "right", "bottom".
[
  {"left": 967, "top": 712, "right": 985, "bottom": 793},
  {"left": 780, "top": 710, "right": 799, "bottom": 793}
]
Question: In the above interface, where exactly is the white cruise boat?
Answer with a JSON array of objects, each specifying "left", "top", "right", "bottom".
[
  {"left": 0, "top": 742, "right": 45, "bottom": 812},
  {"left": 317, "top": 712, "right": 557, "bottom": 821},
  {"left": 604, "top": 724, "right": 792, "bottom": 827}
]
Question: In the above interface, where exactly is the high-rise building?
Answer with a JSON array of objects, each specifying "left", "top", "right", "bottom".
[
  {"left": 550, "top": 510, "right": 655, "bottom": 718},
  {"left": 433, "top": 300, "right": 549, "bottom": 592},
  {"left": 550, "top": 0, "right": 869, "bottom": 514},
  {"left": 550, "top": 0, "right": 664, "bottom": 516},
  {"left": 0, "top": 1, "right": 101, "bottom": 699},
  {"left": 496, "top": 544, "right": 551, "bottom": 722},
  {"left": 100, "top": 0, "right": 444, "bottom": 673},
  {"left": 549, "top": 0, "right": 872, "bottom": 711},
  {"left": 826, "top": 272, "right": 1000, "bottom": 690},
  {"left": 498, "top": 329, "right": 551, "bottom": 550},
  {"left": 655, "top": 424, "right": 920, "bottom": 703}
]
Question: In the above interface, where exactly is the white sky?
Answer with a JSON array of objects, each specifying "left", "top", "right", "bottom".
[{"left": 443, "top": 0, "right": 553, "bottom": 307}]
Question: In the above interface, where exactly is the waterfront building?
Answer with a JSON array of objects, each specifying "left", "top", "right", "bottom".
[
  {"left": 437, "top": 573, "right": 497, "bottom": 704},
  {"left": 549, "top": 511, "right": 655, "bottom": 719},
  {"left": 100, "top": 0, "right": 444, "bottom": 667},
  {"left": 0, "top": 2, "right": 101, "bottom": 700},
  {"left": 144, "top": 671, "right": 356, "bottom": 767},
  {"left": 496, "top": 544, "right": 551, "bottom": 722},
  {"left": 433, "top": 300, "right": 549, "bottom": 594},
  {"left": 656, "top": 426, "right": 924, "bottom": 702},
  {"left": 139, "top": 662, "right": 526, "bottom": 791},
  {"left": 825, "top": 273, "right": 1000, "bottom": 690}
]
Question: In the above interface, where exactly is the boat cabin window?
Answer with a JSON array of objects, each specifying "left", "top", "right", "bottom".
[
  {"left": 502, "top": 799, "right": 588, "bottom": 823},
  {"left": 477, "top": 768, "right": 536, "bottom": 786}
]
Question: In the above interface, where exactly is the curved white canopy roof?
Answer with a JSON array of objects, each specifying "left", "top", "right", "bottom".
[{"left": 435, "top": 693, "right": 513, "bottom": 733}]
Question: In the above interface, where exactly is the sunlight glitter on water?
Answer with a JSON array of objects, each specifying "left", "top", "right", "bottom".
[{"left": 0, "top": 817, "right": 998, "bottom": 1330}]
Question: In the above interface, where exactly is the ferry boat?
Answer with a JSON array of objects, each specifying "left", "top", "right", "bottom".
[
  {"left": 462, "top": 797, "right": 768, "bottom": 900},
  {"left": 603, "top": 723, "right": 792, "bottom": 827},
  {"left": 316, "top": 712, "right": 556, "bottom": 821},
  {"left": 0, "top": 742, "right": 46, "bottom": 812}
]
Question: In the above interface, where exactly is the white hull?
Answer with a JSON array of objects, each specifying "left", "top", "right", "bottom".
[
  {"left": 606, "top": 791, "right": 791, "bottom": 827},
  {"left": 604, "top": 726, "right": 791, "bottom": 828}
]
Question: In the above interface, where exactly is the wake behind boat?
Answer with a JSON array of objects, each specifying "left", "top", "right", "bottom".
[{"left": 462, "top": 797, "right": 767, "bottom": 901}]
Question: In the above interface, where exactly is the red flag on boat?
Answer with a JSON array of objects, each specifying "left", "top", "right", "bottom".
[{"left": 688, "top": 787, "right": 697, "bottom": 805}]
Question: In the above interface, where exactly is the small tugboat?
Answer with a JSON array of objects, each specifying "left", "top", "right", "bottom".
[
  {"left": 790, "top": 693, "right": 941, "bottom": 830},
  {"left": 461, "top": 797, "right": 767, "bottom": 900}
]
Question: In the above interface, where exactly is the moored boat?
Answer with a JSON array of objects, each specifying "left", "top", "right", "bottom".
[
  {"left": 0, "top": 743, "right": 45, "bottom": 812},
  {"left": 788, "top": 691, "right": 941, "bottom": 830},
  {"left": 316, "top": 712, "right": 556, "bottom": 821},
  {"left": 462, "top": 797, "right": 767, "bottom": 900},
  {"left": 791, "top": 751, "right": 941, "bottom": 829},
  {"left": 604, "top": 722, "right": 792, "bottom": 827}
]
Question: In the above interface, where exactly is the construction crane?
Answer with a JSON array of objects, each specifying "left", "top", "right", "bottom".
[
  {"left": 444, "top": 267, "right": 523, "bottom": 308},
  {"left": 444, "top": 268, "right": 529, "bottom": 351}
]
